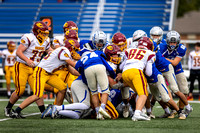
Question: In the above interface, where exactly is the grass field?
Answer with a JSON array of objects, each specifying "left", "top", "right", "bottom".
[{"left": 0, "top": 97, "right": 200, "bottom": 133}]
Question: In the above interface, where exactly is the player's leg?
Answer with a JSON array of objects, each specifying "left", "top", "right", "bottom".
[
  {"left": 122, "top": 69, "right": 150, "bottom": 121},
  {"left": 5, "top": 62, "right": 30, "bottom": 116},
  {"left": 4, "top": 66, "right": 11, "bottom": 98},
  {"left": 188, "top": 69, "right": 196, "bottom": 100}
]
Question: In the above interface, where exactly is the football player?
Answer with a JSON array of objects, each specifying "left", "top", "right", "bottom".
[
  {"left": 1, "top": 41, "right": 16, "bottom": 98},
  {"left": 159, "top": 30, "right": 193, "bottom": 117},
  {"left": 111, "top": 32, "right": 132, "bottom": 118},
  {"left": 150, "top": 26, "right": 166, "bottom": 45},
  {"left": 4, "top": 21, "right": 53, "bottom": 117},
  {"left": 10, "top": 39, "right": 80, "bottom": 118},
  {"left": 117, "top": 37, "right": 155, "bottom": 121}
]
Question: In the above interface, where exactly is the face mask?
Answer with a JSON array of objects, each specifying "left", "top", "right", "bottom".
[{"left": 170, "top": 45, "right": 176, "bottom": 50}]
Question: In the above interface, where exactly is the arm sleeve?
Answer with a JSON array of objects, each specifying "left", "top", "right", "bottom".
[
  {"left": 177, "top": 44, "right": 186, "bottom": 58},
  {"left": 20, "top": 35, "right": 31, "bottom": 48}
]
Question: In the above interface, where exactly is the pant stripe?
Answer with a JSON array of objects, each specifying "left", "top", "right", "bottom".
[
  {"left": 37, "top": 67, "right": 42, "bottom": 97},
  {"left": 34, "top": 67, "right": 39, "bottom": 96},
  {"left": 161, "top": 83, "right": 168, "bottom": 94},
  {"left": 106, "top": 102, "right": 118, "bottom": 119},
  {"left": 15, "top": 62, "right": 20, "bottom": 96},
  {"left": 139, "top": 70, "right": 146, "bottom": 95},
  {"left": 80, "top": 90, "right": 87, "bottom": 103},
  {"left": 64, "top": 71, "right": 70, "bottom": 83}
]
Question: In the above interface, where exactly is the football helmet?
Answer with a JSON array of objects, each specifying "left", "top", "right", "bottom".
[
  {"left": 137, "top": 37, "right": 154, "bottom": 51},
  {"left": 132, "top": 30, "right": 147, "bottom": 41},
  {"left": 104, "top": 44, "right": 121, "bottom": 64},
  {"left": 92, "top": 30, "right": 107, "bottom": 51},
  {"left": 166, "top": 30, "right": 180, "bottom": 50},
  {"left": 63, "top": 21, "right": 78, "bottom": 33},
  {"left": 64, "top": 39, "right": 81, "bottom": 60},
  {"left": 150, "top": 26, "right": 163, "bottom": 44},
  {"left": 112, "top": 32, "right": 127, "bottom": 51},
  {"left": 7, "top": 41, "right": 16, "bottom": 52},
  {"left": 64, "top": 29, "right": 78, "bottom": 41},
  {"left": 32, "top": 21, "right": 49, "bottom": 42}
]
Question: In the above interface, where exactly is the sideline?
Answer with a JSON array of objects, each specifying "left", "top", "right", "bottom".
[{"left": 0, "top": 112, "right": 40, "bottom": 122}]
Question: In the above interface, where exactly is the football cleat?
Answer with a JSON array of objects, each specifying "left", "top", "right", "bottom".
[
  {"left": 4, "top": 107, "right": 12, "bottom": 117},
  {"left": 159, "top": 112, "right": 170, "bottom": 118},
  {"left": 123, "top": 104, "right": 130, "bottom": 118},
  {"left": 98, "top": 107, "right": 111, "bottom": 119},
  {"left": 168, "top": 110, "right": 177, "bottom": 118},
  {"left": 41, "top": 104, "right": 53, "bottom": 119},
  {"left": 9, "top": 110, "right": 25, "bottom": 119},
  {"left": 96, "top": 113, "right": 104, "bottom": 120},
  {"left": 147, "top": 112, "right": 156, "bottom": 119},
  {"left": 51, "top": 105, "right": 58, "bottom": 119},
  {"left": 178, "top": 112, "right": 186, "bottom": 120},
  {"left": 132, "top": 113, "right": 150, "bottom": 121},
  {"left": 184, "top": 106, "right": 193, "bottom": 117}
]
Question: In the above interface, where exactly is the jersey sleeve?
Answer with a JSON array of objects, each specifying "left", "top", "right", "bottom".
[
  {"left": 177, "top": 44, "right": 186, "bottom": 58},
  {"left": 20, "top": 35, "right": 31, "bottom": 48},
  {"left": 53, "top": 37, "right": 61, "bottom": 47},
  {"left": 147, "top": 52, "right": 156, "bottom": 64},
  {"left": 59, "top": 49, "right": 71, "bottom": 61},
  {"left": 1, "top": 50, "right": 6, "bottom": 58}
]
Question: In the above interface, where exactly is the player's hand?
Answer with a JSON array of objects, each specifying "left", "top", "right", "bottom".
[
  {"left": 115, "top": 73, "right": 122, "bottom": 82},
  {"left": 26, "top": 60, "right": 35, "bottom": 67}
]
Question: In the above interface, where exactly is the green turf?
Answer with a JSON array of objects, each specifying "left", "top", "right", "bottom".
[{"left": 0, "top": 98, "right": 199, "bottom": 133}]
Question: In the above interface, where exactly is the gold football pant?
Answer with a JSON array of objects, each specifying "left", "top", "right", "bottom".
[
  {"left": 122, "top": 68, "right": 148, "bottom": 96},
  {"left": 5, "top": 66, "right": 15, "bottom": 85},
  {"left": 14, "top": 62, "right": 35, "bottom": 96},
  {"left": 33, "top": 67, "right": 67, "bottom": 98}
]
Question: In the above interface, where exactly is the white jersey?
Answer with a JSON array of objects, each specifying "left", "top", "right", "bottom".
[
  {"left": 17, "top": 33, "right": 50, "bottom": 66},
  {"left": 2, "top": 49, "right": 16, "bottom": 66},
  {"left": 38, "top": 47, "right": 72, "bottom": 73},
  {"left": 122, "top": 48, "right": 155, "bottom": 72},
  {"left": 188, "top": 50, "right": 200, "bottom": 70},
  {"left": 53, "top": 35, "right": 65, "bottom": 47}
]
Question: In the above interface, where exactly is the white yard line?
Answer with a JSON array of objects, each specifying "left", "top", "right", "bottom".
[{"left": 0, "top": 112, "right": 40, "bottom": 122}]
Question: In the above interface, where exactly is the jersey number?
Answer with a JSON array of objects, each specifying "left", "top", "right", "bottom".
[
  {"left": 7, "top": 57, "right": 15, "bottom": 64},
  {"left": 193, "top": 56, "right": 200, "bottom": 67},
  {"left": 81, "top": 52, "right": 98, "bottom": 64},
  {"left": 127, "top": 49, "right": 146, "bottom": 60},
  {"left": 30, "top": 50, "right": 45, "bottom": 62}
]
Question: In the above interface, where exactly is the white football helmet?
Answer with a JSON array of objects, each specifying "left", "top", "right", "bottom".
[
  {"left": 166, "top": 30, "right": 180, "bottom": 50},
  {"left": 150, "top": 26, "right": 163, "bottom": 44},
  {"left": 92, "top": 30, "right": 107, "bottom": 50},
  {"left": 132, "top": 30, "right": 147, "bottom": 41}
]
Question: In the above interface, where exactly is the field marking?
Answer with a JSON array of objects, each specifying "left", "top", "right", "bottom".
[
  {"left": 0, "top": 99, "right": 55, "bottom": 102},
  {"left": 0, "top": 112, "right": 40, "bottom": 122}
]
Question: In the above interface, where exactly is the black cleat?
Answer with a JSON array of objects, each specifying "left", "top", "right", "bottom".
[
  {"left": 9, "top": 110, "right": 26, "bottom": 119},
  {"left": 4, "top": 107, "right": 12, "bottom": 117}
]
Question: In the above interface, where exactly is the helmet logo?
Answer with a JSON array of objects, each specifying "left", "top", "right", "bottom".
[
  {"left": 65, "top": 30, "right": 69, "bottom": 35},
  {"left": 64, "top": 23, "right": 68, "bottom": 28},
  {"left": 68, "top": 40, "right": 75, "bottom": 45},
  {"left": 107, "top": 45, "right": 113, "bottom": 50},
  {"left": 36, "top": 23, "right": 43, "bottom": 28}
]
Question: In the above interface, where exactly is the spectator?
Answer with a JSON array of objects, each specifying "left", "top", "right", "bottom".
[{"left": 188, "top": 42, "right": 200, "bottom": 100}]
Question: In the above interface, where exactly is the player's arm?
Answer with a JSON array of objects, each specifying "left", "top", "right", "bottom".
[
  {"left": 165, "top": 57, "right": 182, "bottom": 67},
  {"left": 67, "top": 65, "right": 80, "bottom": 76},
  {"left": 65, "top": 59, "right": 77, "bottom": 68},
  {"left": 188, "top": 53, "right": 192, "bottom": 70},
  {"left": 16, "top": 44, "right": 35, "bottom": 67},
  {"left": 45, "top": 46, "right": 53, "bottom": 53}
]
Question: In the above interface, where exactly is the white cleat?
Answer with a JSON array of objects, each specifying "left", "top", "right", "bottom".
[
  {"left": 123, "top": 104, "right": 130, "bottom": 118},
  {"left": 51, "top": 105, "right": 58, "bottom": 119},
  {"left": 98, "top": 107, "right": 111, "bottom": 119},
  {"left": 96, "top": 113, "right": 104, "bottom": 120},
  {"left": 132, "top": 113, "right": 151, "bottom": 121}
]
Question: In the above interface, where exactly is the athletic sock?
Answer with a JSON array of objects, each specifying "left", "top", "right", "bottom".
[
  {"left": 164, "top": 108, "right": 170, "bottom": 114},
  {"left": 146, "top": 108, "right": 151, "bottom": 114},
  {"left": 7, "top": 91, "right": 11, "bottom": 96},
  {"left": 185, "top": 104, "right": 191, "bottom": 110},
  {"left": 15, "top": 107, "right": 22, "bottom": 113},
  {"left": 95, "top": 107, "right": 100, "bottom": 113},
  {"left": 177, "top": 109, "right": 182, "bottom": 114},
  {"left": 134, "top": 110, "right": 141, "bottom": 116},
  {"left": 38, "top": 105, "right": 45, "bottom": 113},
  {"left": 101, "top": 103, "right": 106, "bottom": 110},
  {"left": 6, "top": 101, "right": 14, "bottom": 109}
]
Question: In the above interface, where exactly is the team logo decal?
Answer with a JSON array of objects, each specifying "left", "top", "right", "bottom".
[
  {"left": 64, "top": 53, "right": 69, "bottom": 57},
  {"left": 68, "top": 40, "right": 75, "bottom": 45},
  {"left": 36, "top": 23, "right": 43, "bottom": 28},
  {"left": 107, "top": 45, "right": 113, "bottom": 50},
  {"left": 21, "top": 39, "right": 26, "bottom": 44}
]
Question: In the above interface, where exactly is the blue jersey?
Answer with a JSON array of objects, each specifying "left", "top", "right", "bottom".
[
  {"left": 159, "top": 43, "right": 187, "bottom": 75},
  {"left": 108, "top": 89, "right": 134, "bottom": 107},
  {"left": 153, "top": 42, "right": 171, "bottom": 73},
  {"left": 146, "top": 63, "right": 162, "bottom": 83},
  {"left": 78, "top": 40, "right": 95, "bottom": 56},
  {"left": 75, "top": 50, "right": 116, "bottom": 79}
]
